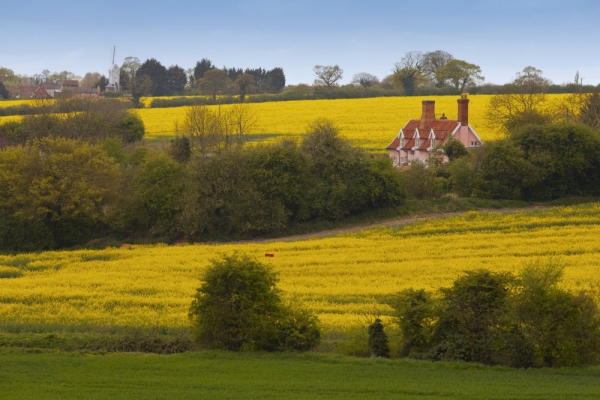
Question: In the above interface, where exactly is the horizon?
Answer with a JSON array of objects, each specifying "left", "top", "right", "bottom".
[{"left": 3, "top": 0, "right": 600, "bottom": 86}]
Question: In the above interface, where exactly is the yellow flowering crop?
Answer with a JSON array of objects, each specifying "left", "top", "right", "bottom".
[{"left": 1, "top": 203, "right": 599, "bottom": 331}]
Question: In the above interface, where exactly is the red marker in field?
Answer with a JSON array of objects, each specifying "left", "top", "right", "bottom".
[{"left": 265, "top": 253, "right": 274, "bottom": 257}]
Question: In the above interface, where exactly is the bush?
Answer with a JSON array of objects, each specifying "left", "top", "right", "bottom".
[
  {"left": 368, "top": 318, "right": 390, "bottom": 357},
  {"left": 189, "top": 254, "right": 320, "bottom": 352}
]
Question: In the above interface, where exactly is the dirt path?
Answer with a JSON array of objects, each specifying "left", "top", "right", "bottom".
[{"left": 226, "top": 205, "right": 548, "bottom": 245}]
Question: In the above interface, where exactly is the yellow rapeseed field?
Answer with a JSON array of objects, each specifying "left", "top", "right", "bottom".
[
  {"left": 1, "top": 203, "right": 599, "bottom": 331},
  {"left": 135, "top": 95, "right": 495, "bottom": 149}
]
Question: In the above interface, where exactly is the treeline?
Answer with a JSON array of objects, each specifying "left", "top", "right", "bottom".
[
  {"left": 371, "top": 261, "right": 600, "bottom": 368},
  {"left": 117, "top": 56, "right": 286, "bottom": 105},
  {"left": 0, "top": 116, "right": 405, "bottom": 251}
]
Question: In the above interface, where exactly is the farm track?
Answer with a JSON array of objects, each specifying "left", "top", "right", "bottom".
[{"left": 228, "top": 205, "right": 548, "bottom": 245}]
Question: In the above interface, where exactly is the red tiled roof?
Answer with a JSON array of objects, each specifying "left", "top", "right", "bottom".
[{"left": 386, "top": 118, "right": 459, "bottom": 151}]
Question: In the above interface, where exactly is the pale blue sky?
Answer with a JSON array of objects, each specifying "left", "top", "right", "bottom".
[{"left": 2, "top": 0, "right": 599, "bottom": 85}]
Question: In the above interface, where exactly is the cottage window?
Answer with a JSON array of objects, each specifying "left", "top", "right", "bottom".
[
  {"left": 415, "top": 136, "right": 420, "bottom": 147},
  {"left": 470, "top": 141, "right": 479, "bottom": 147},
  {"left": 400, "top": 156, "right": 405, "bottom": 164},
  {"left": 431, "top": 137, "right": 435, "bottom": 147},
  {"left": 400, "top": 137, "right": 404, "bottom": 147}
]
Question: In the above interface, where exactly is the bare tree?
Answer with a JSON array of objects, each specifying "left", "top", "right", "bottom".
[
  {"left": 313, "top": 65, "right": 343, "bottom": 88},
  {"left": 486, "top": 66, "right": 552, "bottom": 134},
  {"left": 351, "top": 72, "right": 379, "bottom": 88},
  {"left": 421, "top": 50, "right": 454, "bottom": 87}
]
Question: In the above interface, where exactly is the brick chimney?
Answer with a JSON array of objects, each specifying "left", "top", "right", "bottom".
[
  {"left": 420, "top": 100, "right": 436, "bottom": 129},
  {"left": 457, "top": 95, "right": 469, "bottom": 126}
]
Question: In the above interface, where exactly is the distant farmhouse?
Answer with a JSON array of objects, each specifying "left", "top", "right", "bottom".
[
  {"left": 386, "top": 95, "right": 482, "bottom": 167},
  {"left": 7, "top": 80, "right": 101, "bottom": 99}
]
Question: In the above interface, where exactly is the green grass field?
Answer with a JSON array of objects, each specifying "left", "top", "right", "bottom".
[{"left": 1, "top": 349, "right": 599, "bottom": 399}]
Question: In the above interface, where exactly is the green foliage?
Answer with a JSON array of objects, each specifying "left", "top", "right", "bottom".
[
  {"left": 443, "top": 137, "right": 469, "bottom": 161},
  {"left": 433, "top": 270, "right": 512, "bottom": 364},
  {"left": 401, "top": 162, "right": 445, "bottom": 199},
  {"left": 367, "top": 318, "right": 390, "bottom": 357},
  {"left": 386, "top": 261, "right": 600, "bottom": 368},
  {"left": 0, "top": 81, "right": 9, "bottom": 99},
  {"left": 446, "top": 156, "right": 477, "bottom": 197},
  {"left": 119, "top": 112, "right": 145, "bottom": 143},
  {"left": 471, "top": 140, "right": 533, "bottom": 200},
  {"left": 0, "top": 138, "right": 121, "bottom": 249},
  {"left": 189, "top": 254, "right": 320, "bottom": 351},
  {"left": 510, "top": 122, "right": 600, "bottom": 200},
  {"left": 181, "top": 150, "right": 288, "bottom": 237},
  {"left": 168, "top": 136, "right": 192, "bottom": 163},
  {"left": 386, "top": 289, "right": 435, "bottom": 358}
]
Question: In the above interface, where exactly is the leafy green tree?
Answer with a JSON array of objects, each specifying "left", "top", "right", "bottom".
[
  {"left": 166, "top": 65, "right": 187, "bottom": 95},
  {"left": 443, "top": 137, "right": 469, "bottom": 161},
  {"left": 368, "top": 318, "right": 390, "bottom": 358},
  {"left": 168, "top": 136, "right": 192, "bottom": 163},
  {"left": 189, "top": 254, "right": 320, "bottom": 351},
  {"left": 137, "top": 58, "right": 168, "bottom": 96},
  {"left": 435, "top": 59, "right": 484, "bottom": 94},
  {"left": 472, "top": 140, "right": 533, "bottom": 200},
  {"left": 194, "top": 58, "right": 214, "bottom": 80},
  {"left": 433, "top": 270, "right": 512, "bottom": 364},
  {"left": 233, "top": 73, "right": 256, "bottom": 102},
  {"left": 0, "top": 138, "right": 121, "bottom": 249},
  {"left": 266, "top": 67, "right": 286, "bottom": 92},
  {"left": 248, "top": 143, "right": 311, "bottom": 221},
  {"left": 0, "top": 81, "right": 10, "bottom": 99},
  {"left": 386, "top": 289, "right": 435, "bottom": 357},
  {"left": 512, "top": 259, "right": 600, "bottom": 367},
  {"left": 421, "top": 50, "right": 454, "bottom": 87},
  {"left": 511, "top": 123, "right": 600, "bottom": 200},
  {"left": 198, "top": 69, "right": 232, "bottom": 101},
  {"left": 180, "top": 150, "right": 288, "bottom": 236}
]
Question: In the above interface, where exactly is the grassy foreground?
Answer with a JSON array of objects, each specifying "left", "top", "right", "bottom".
[{"left": 1, "top": 350, "right": 599, "bottom": 400}]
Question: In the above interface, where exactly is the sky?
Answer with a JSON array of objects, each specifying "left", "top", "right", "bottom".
[{"left": 2, "top": 0, "right": 600, "bottom": 86}]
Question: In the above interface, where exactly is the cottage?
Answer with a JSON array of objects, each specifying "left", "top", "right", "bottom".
[{"left": 386, "top": 95, "right": 482, "bottom": 167}]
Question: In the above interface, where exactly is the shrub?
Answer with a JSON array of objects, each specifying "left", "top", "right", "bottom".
[
  {"left": 368, "top": 318, "right": 390, "bottom": 358},
  {"left": 189, "top": 254, "right": 319, "bottom": 351}
]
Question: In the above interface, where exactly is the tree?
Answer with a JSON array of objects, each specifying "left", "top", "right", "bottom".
[
  {"left": 436, "top": 59, "right": 484, "bottom": 94},
  {"left": 120, "top": 56, "right": 142, "bottom": 91},
  {"left": 368, "top": 318, "right": 390, "bottom": 358},
  {"left": 313, "top": 65, "right": 343, "bottom": 88},
  {"left": 137, "top": 58, "right": 168, "bottom": 96},
  {"left": 194, "top": 58, "right": 214, "bottom": 80},
  {"left": 351, "top": 72, "right": 379, "bottom": 88},
  {"left": 189, "top": 254, "right": 320, "bottom": 351},
  {"left": 166, "top": 64, "right": 187, "bottom": 95},
  {"left": 198, "top": 69, "right": 232, "bottom": 101},
  {"left": 443, "top": 137, "right": 469, "bottom": 161},
  {"left": 486, "top": 66, "right": 551, "bottom": 134},
  {"left": 0, "top": 137, "right": 121, "bottom": 249},
  {"left": 233, "top": 73, "right": 256, "bottom": 102},
  {"left": 94, "top": 75, "right": 109, "bottom": 91},
  {"left": 0, "top": 66, "right": 16, "bottom": 85},
  {"left": 266, "top": 67, "right": 286, "bottom": 92},
  {"left": 512, "top": 259, "right": 600, "bottom": 367},
  {"left": 421, "top": 50, "right": 454, "bottom": 87},
  {"left": 0, "top": 82, "right": 9, "bottom": 99},
  {"left": 392, "top": 52, "right": 427, "bottom": 94},
  {"left": 433, "top": 269, "right": 512, "bottom": 364},
  {"left": 579, "top": 92, "right": 600, "bottom": 129},
  {"left": 79, "top": 72, "right": 101, "bottom": 89}
]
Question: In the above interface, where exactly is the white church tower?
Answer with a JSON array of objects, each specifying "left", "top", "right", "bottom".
[{"left": 106, "top": 46, "right": 120, "bottom": 92}]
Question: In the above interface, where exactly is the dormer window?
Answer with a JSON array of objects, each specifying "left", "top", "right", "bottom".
[
  {"left": 400, "top": 137, "right": 404, "bottom": 147},
  {"left": 415, "top": 136, "right": 420, "bottom": 147},
  {"left": 431, "top": 136, "right": 435, "bottom": 148}
]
